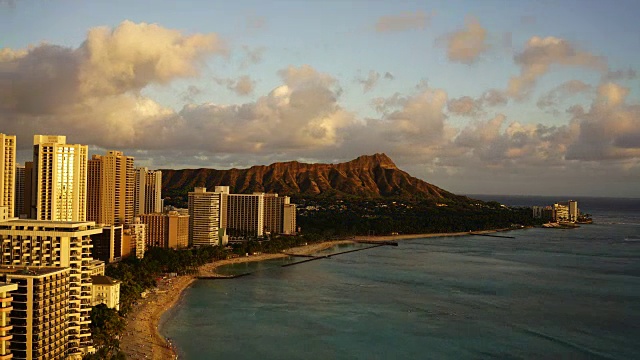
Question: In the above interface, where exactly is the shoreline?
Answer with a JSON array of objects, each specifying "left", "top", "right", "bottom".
[{"left": 120, "top": 228, "right": 518, "bottom": 359}]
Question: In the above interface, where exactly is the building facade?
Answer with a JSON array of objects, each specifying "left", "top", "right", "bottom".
[
  {"left": 14, "top": 164, "right": 24, "bottom": 219},
  {"left": 188, "top": 187, "right": 228, "bottom": 247},
  {"left": 134, "top": 168, "right": 162, "bottom": 217},
  {"left": 87, "top": 151, "right": 135, "bottom": 226},
  {"left": 226, "top": 193, "right": 264, "bottom": 239},
  {"left": 283, "top": 203, "right": 297, "bottom": 235},
  {"left": 89, "top": 225, "right": 123, "bottom": 264},
  {"left": 0, "top": 281, "right": 17, "bottom": 359},
  {"left": 0, "top": 218, "right": 100, "bottom": 356},
  {"left": 90, "top": 275, "right": 120, "bottom": 311},
  {"left": 32, "top": 135, "right": 88, "bottom": 222},
  {"left": 0, "top": 266, "right": 70, "bottom": 360},
  {"left": 140, "top": 211, "right": 189, "bottom": 249},
  {"left": 0, "top": 134, "right": 16, "bottom": 219}
]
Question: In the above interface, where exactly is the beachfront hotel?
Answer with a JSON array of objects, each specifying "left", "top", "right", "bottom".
[
  {"left": 0, "top": 216, "right": 101, "bottom": 357},
  {"left": 188, "top": 187, "right": 228, "bottom": 247},
  {"left": 31, "top": 135, "right": 88, "bottom": 222},
  {"left": 90, "top": 275, "right": 121, "bottom": 311},
  {"left": 139, "top": 211, "right": 189, "bottom": 249},
  {"left": 0, "top": 266, "right": 70, "bottom": 360}
]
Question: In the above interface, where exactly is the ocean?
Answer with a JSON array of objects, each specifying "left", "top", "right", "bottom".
[{"left": 161, "top": 196, "right": 640, "bottom": 359}]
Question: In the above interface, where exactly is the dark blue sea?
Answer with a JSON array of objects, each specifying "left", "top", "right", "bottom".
[{"left": 161, "top": 195, "right": 640, "bottom": 359}]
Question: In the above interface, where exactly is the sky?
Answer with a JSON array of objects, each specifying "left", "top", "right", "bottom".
[{"left": 1, "top": 0, "right": 640, "bottom": 197}]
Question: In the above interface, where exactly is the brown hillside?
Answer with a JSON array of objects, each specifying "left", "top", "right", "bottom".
[{"left": 161, "top": 153, "right": 465, "bottom": 200}]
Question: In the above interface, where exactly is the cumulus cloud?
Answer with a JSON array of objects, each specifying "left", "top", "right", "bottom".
[
  {"left": 566, "top": 82, "right": 640, "bottom": 160},
  {"left": 536, "top": 80, "right": 591, "bottom": 109},
  {"left": 215, "top": 75, "right": 256, "bottom": 96},
  {"left": 357, "top": 70, "right": 380, "bottom": 92},
  {"left": 375, "top": 10, "right": 432, "bottom": 32},
  {"left": 447, "top": 96, "right": 482, "bottom": 117},
  {"left": 507, "top": 36, "right": 606, "bottom": 99},
  {"left": 444, "top": 17, "right": 488, "bottom": 64},
  {"left": 0, "top": 21, "right": 224, "bottom": 148}
]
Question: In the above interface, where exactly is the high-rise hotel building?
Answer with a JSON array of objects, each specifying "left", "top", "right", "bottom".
[
  {"left": 0, "top": 281, "right": 18, "bottom": 359},
  {"left": 0, "top": 217, "right": 100, "bottom": 357},
  {"left": 87, "top": 151, "right": 135, "bottom": 226},
  {"left": 0, "top": 266, "right": 70, "bottom": 360},
  {"left": 31, "top": 135, "right": 88, "bottom": 222},
  {"left": 134, "top": 167, "right": 162, "bottom": 216},
  {"left": 0, "top": 134, "right": 16, "bottom": 218},
  {"left": 226, "top": 192, "right": 265, "bottom": 238},
  {"left": 188, "top": 187, "right": 228, "bottom": 247}
]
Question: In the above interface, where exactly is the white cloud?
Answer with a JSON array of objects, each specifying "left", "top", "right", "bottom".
[
  {"left": 508, "top": 36, "right": 606, "bottom": 99},
  {"left": 444, "top": 17, "right": 488, "bottom": 64},
  {"left": 375, "top": 11, "right": 433, "bottom": 32}
]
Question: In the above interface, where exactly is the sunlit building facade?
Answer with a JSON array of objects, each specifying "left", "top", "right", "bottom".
[
  {"left": 0, "top": 218, "right": 100, "bottom": 356},
  {"left": 0, "top": 134, "right": 16, "bottom": 219},
  {"left": 0, "top": 266, "right": 70, "bottom": 360},
  {"left": 32, "top": 135, "right": 88, "bottom": 222}
]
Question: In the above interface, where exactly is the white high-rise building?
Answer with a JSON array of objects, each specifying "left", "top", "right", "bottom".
[
  {"left": 0, "top": 134, "right": 16, "bottom": 218},
  {"left": 188, "top": 187, "right": 228, "bottom": 247},
  {"left": 134, "top": 167, "right": 162, "bottom": 216},
  {"left": 32, "top": 135, "right": 88, "bottom": 221}
]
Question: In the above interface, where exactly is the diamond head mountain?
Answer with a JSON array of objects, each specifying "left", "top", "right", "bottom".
[{"left": 161, "top": 153, "right": 472, "bottom": 203}]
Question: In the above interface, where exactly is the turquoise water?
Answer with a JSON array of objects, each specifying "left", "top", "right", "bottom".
[{"left": 162, "top": 202, "right": 640, "bottom": 359}]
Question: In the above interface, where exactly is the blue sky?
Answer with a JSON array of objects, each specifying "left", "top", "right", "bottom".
[{"left": 1, "top": 0, "right": 640, "bottom": 197}]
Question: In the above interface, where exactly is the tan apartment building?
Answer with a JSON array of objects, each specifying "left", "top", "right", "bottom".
[
  {"left": 226, "top": 193, "right": 264, "bottom": 239},
  {"left": 0, "top": 134, "right": 16, "bottom": 219},
  {"left": 140, "top": 211, "right": 189, "bottom": 249},
  {"left": 0, "top": 281, "right": 18, "bottom": 359},
  {"left": 87, "top": 260, "right": 105, "bottom": 277},
  {"left": 283, "top": 203, "right": 297, "bottom": 235},
  {"left": 90, "top": 275, "right": 120, "bottom": 311},
  {"left": 14, "top": 164, "right": 25, "bottom": 220},
  {"left": 31, "top": 135, "right": 88, "bottom": 222},
  {"left": 0, "top": 266, "right": 70, "bottom": 360},
  {"left": 0, "top": 217, "right": 100, "bottom": 357},
  {"left": 134, "top": 167, "right": 162, "bottom": 217},
  {"left": 188, "top": 187, "right": 228, "bottom": 247},
  {"left": 123, "top": 218, "right": 146, "bottom": 259},
  {"left": 87, "top": 151, "right": 135, "bottom": 226}
]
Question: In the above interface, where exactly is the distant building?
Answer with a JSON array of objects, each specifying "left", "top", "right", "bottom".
[
  {"left": 14, "top": 164, "right": 24, "bottom": 218},
  {"left": 283, "top": 203, "right": 297, "bottom": 235},
  {"left": 134, "top": 167, "right": 162, "bottom": 216},
  {"left": 188, "top": 187, "right": 228, "bottom": 247},
  {"left": 0, "top": 266, "right": 71, "bottom": 360},
  {"left": 87, "top": 151, "right": 135, "bottom": 226},
  {"left": 553, "top": 203, "right": 569, "bottom": 222},
  {"left": 91, "top": 275, "right": 121, "bottom": 311},
  {"left": 139, "top": 211, "right": 189, "bottom": 249},
  {"left": 123, "top": 218, "right": 146, "bottom": 259},
  {"left": 32, "top": 135, "right": 88, "bottom": 222},
  {"left": 568, "top": 200, "right": 579, "bottom": 222},
  {"left": 90, "top": 224, "right": 124, "bottom": 263},
  {"left": 0, "top": 133, "right": 16, "bottom": 218},
  {"left": 226, "top": 192, "right": 265, "bottom": 239}
]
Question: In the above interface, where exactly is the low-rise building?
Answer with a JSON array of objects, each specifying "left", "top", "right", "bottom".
[{"left": 91, "top": 275, "right": 121, "bottom": 311}]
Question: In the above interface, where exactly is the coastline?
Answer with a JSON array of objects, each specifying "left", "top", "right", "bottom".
[{"left": 120, "top": 228, "right": 515, "bottom": 359}]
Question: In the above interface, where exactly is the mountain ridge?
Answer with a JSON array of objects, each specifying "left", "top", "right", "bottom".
[{"left": 161, "top": 153, "right": 467, "bottom": 201}]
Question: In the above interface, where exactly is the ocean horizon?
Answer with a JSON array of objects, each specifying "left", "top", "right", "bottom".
[{"left": 161, "top": 195, "right": 640, "bottom": 359}]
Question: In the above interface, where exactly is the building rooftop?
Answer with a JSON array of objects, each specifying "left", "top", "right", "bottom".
[
  {"left": 91, "top": 275, "right": 120, "bottom": 285},
  {"left": 0, "top": 266, "right": 68, "bottom": 276}
]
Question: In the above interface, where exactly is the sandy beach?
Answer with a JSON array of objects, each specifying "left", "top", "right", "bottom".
[{"left": 119, "top": 230, "right": 512, "bottom": 358}]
